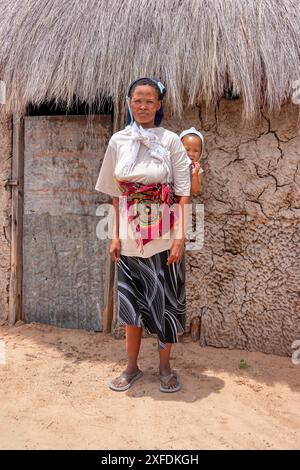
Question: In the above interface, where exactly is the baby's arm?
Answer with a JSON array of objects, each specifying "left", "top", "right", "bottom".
[{"left": 190, "top": 162, "right": 203, "bottom": 195}]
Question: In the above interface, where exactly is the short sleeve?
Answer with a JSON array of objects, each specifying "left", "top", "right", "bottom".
[
  {"left": 95, "top": 141, "right": 122, "bottom": 197},
  {"left": 169, "top": 134, "right": 192, "bottom": 196}
]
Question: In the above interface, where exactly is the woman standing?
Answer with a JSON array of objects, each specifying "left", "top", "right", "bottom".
[{"left": 95, "top": 77, "right": 191, "bottom": 392}]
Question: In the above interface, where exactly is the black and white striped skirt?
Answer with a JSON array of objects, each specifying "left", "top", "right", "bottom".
[{"left": 116, "top": 249, "right": 186, "bottom": 348}]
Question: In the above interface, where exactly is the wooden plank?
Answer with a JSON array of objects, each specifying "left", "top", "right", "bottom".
[
  {"left": 22, "top": 115, "right": 112, "bottom": 331},
  {"left": 113, "top": 96, "right": 125, "bottom": 134},
  {"left": 102, "top": 253, "right": 115, "bottom": 333},
  {"left": 8, "top": 114, "right": 24, "bottom": 324},
  {"left": 190, "top": 317, "right": 201, "bottom": 342}
]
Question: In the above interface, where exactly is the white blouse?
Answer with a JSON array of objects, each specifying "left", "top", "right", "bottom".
[{"left": 95, "top": 126, "right": 191, "bottom": 257}]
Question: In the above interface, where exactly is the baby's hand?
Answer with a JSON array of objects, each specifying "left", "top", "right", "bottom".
[{"left": 191, "top": 161, "right": 201, "bottom": 175}]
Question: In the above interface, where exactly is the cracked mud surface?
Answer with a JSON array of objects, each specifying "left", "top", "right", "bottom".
[
  {"left": 0, "top": 112, "right": 12, "bottom": 322},
  {"left": 166, "top": 101, "right": 300, "bottom": 355}
]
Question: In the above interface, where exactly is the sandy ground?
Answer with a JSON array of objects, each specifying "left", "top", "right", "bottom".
[{"left": 0, "top": 322, "right": 299, "bottom": 450}]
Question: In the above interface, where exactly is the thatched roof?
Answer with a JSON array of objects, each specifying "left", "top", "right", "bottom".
[{"left": 0, "top": 0, "right": 300, "bottom": 118}]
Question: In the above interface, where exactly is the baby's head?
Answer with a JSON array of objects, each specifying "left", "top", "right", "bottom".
[{"left": 179, "top": 127, "right": 204, "bottom": 163}]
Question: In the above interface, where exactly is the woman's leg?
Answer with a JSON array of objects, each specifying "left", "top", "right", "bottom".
[
  {"left": 158, "top": 342, "right": 179, "bottom": 390},
  {"left": 110, "top": 325, "right": 143, "bottom": 387},
  {"left": 125, "top": 325, "right": 143, "bottom": 373}
]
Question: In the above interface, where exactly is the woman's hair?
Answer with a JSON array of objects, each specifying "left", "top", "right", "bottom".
[
  {"left": 125, "top": 77, "right": 166, "bottom": 126},
  {"left": 128, "top": 78, "right": 163, "bottom": 99}
]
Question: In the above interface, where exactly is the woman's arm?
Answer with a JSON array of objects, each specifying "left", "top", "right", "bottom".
[
  {"left": 109, "top": 196, "right": 121, "bottom": 262},
  {"left": 166, "top": 195, "right": 190, "bottom": 265},
  {"left": 94, "top": 137, "right": 123, "bottom": 262}
]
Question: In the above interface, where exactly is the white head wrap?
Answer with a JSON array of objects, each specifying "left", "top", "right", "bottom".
[{"left": 179, "top": 127, "right": 205, "bottom": 157}]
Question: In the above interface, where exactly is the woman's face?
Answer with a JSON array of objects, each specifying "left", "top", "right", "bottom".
[
  {"left": 181, "top": 135, "right": 202, "bottom": 163},
  {"left": 130, "top": 85, "right": 161, "bottom": 128}
]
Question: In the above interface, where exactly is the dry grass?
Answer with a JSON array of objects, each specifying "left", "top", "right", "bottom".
[{"left": 0, "top": 0, "right": 299, "bottom": 118}]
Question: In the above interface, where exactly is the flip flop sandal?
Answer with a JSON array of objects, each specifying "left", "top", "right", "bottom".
[
  {"left": 159, "top": 371, "right": 181, "bottom": 393},
  {"left": 108, "top": 369, "right": 143, "bottom": 392}
]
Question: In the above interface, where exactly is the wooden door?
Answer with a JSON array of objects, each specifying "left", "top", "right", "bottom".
[{"left": 23, "top": 115, "right": 112, "bottom": 331}]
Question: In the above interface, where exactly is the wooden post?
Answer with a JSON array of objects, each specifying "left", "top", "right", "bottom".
[
  {"left": 190, "top": 317, "right": 201, "bottom": 342},
  {"left": 102, "top": 245, "right": 115, "bottom": 333},
  {"left": 113, "top": 95, "right": 125, "bottom": 134},
  {"left": 8, "top": 114, "right": 24, "bottom": 324}
]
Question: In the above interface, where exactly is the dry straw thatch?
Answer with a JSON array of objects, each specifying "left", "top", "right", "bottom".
[{"left": 0, "top": 0, "right": 300, "bottom": 118}]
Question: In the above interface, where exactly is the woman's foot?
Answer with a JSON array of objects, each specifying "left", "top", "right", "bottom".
[
  {"left": 159, "top": 369, "right": 181, "bottom": 393},
  {"left": 108, "top": 368, "right": 143, "bottom": 392}
]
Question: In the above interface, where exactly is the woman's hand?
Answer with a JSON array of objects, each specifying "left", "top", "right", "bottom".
[
  {"left": 109, "top": 238, "right": 121, "bottom": 262},
  {"left": 166, "top": 238, "right": 185, "bottom": 265}
]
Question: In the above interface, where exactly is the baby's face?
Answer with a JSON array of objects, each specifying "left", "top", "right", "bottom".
[{"left": 181, "top": 135, "right": 202, "bottom": 163}]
